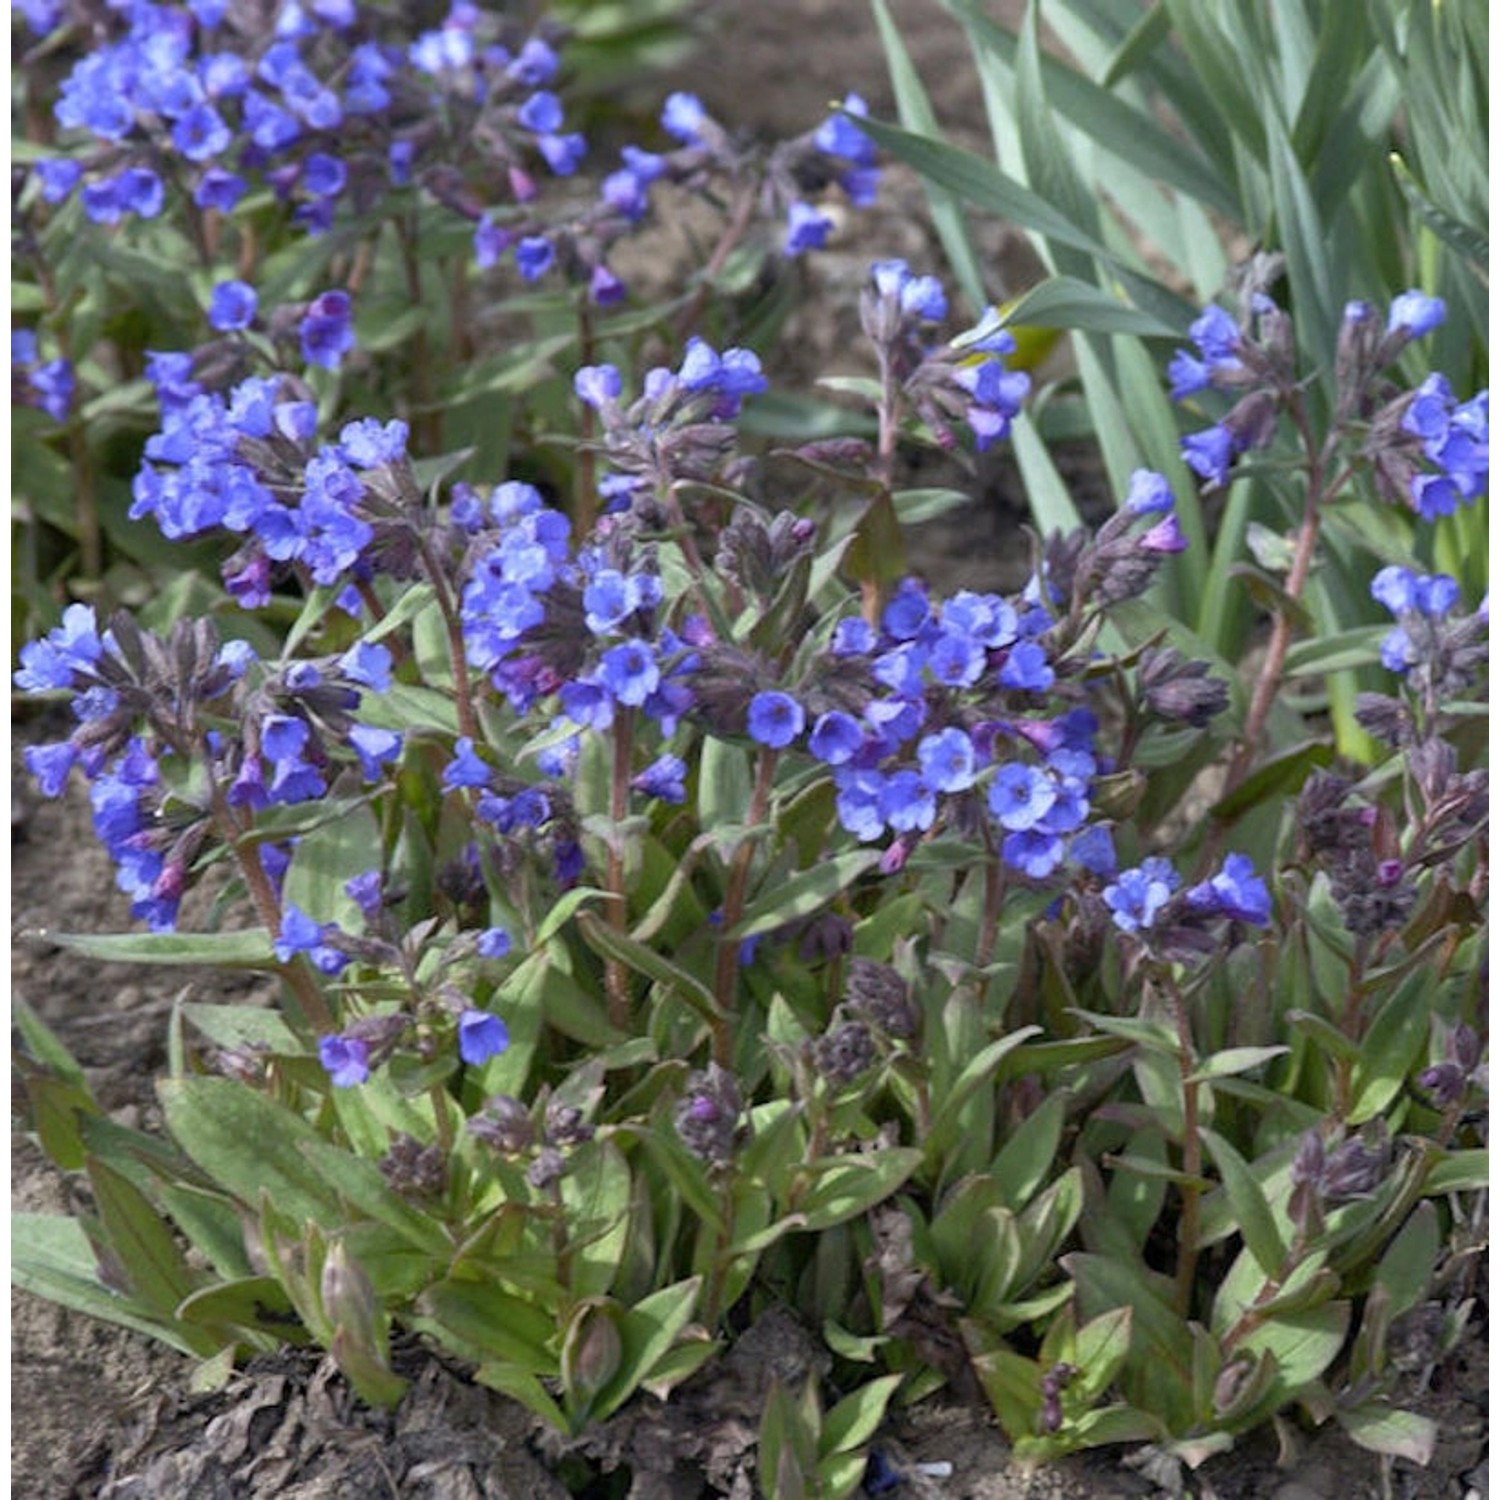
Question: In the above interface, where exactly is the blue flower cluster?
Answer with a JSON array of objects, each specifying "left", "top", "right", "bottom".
[
  {"left": 455, "top": 480, "right": 697, "bottom": 749},
  {"left": 11, "top": 329, "right": 74, "bottom": 423},
  {"left": 575, "top": 338, "right": 769, "bottom": 511},
  {"left": 15, "top": 603, "right": 409, "bottom": 932},
  {"left": 859, "top": 264, "right": 1031, "bottom": 453},
  {"left": 1104, "top": 851, "right": 1271, "bottom": 937},
  {"left": 1397, "top": 375, "right": 1488, "bottom": 522},
  {"left": 796, "top": 576, "right": 1111, "bottom": 878},
  {"left": 1370, "top": 565, "right": 1472, "bottom": 674},
  {"left": 1171, "top": 287, "right": 1489, "bottom": 515},
  {"left": 131, "top": 359, "right": 410, "bottom": 604}
]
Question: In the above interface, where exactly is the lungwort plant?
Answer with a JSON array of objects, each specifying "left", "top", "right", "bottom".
[{"left": 12, "top": 0, "right": 1488, "bottom": 1492}]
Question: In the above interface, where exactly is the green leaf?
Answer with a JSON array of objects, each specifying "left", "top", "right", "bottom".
[
  {"left": 1421, "top": 1150, "right": 1487, "bottom": 1196},
  {"left": 1236, "top": 1301, "right": 1350, "bottom": 1394},
  {"left": 1283, "top": 625, "right": 1388, "bottom": 677},
  {"left": 1390, "top": 154, "right": 1488, "bottom": 267},
  {"left": 1186, "top": 1046, "right": 1290, "bottom": 1085},
  {"left": 575, "top": 910, "right": 724, "bottom": 1024},
  {"left": 414, "top": 1280, "right": 558, "bottom": 1372},
  {"left": 1373, "top": 1200, "right": 1439, "bottom": 1323},
  {"left": 178, "top": 1002, "right": 300, "bottom": 1056},
  {"left": 86, "top": 1157, "right": 207, "bottom": 1338},
  {"left": 159, "top": 1076, "right": 343, "bottom": 1231},
  {"left": 12, "top": 1213, "right": 206, "bottom": 1356},
  {"left": 821, "top": 1373, "right": 904, "bottom": 1457},
  {"left": 1348, "top": 967, "right": 1434, "bottom": 1124},
  {"left": 1002, "top": 275, "right": 1176, "bottom": 337},
  {"left": 43, "top": 928, "right": 276, "bottom": 967},
  {"left": 1336, "top": 1403, "right": 1437, "bottom": 1464},
  {"left": 594, "top": 1277, "right": 705, "bottom": 1422},
  {"left": 989, "top": 1091, "right": 1066, "bottom": 1211},
  {"left": 850, "top": 115, "right": 1111, "bottom": 263},
  {"left": 944, "top": 0, "right": 1235, "bottom": 216},
  {"left": 733, "top": 850, "right": 880, "bottom": 939},
  {"left": 795, "top": 1150, "right": 924, "bottom": 1231},
  {"left": 1201, "top": 1129, "right": 1287, "bottom": 1279},
  {"left": 1208, "top": 740, "right": 1334, "bottom": 822}
]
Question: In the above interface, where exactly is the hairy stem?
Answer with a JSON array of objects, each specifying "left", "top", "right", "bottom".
[
  {"left": 711, "top": 748, "right": 779, "bottom": 1065},
  {"left": 604, "top": 709, "right": 635, "bottom": 1028},
  {"left": 417, "top": 537, "right": 479, "bottom": 741},
  {"left": 1168, "top": 973, "right": 1203, "bottom": 1317},
  {"left": 206, "top": 776, "right": 333, "bottom": 1034}
]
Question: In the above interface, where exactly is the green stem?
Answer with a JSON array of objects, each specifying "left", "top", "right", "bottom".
[
  {"left": 417, "top": 536, "right": 479, "bottom": 742},
  {"left": 1167, "top": 972, "right": 1202, "bottom": 1317},
  {"left": 206, "top": 775, "right": 333, "bottom": 1034},
  {"left": 711, "top": 748, "right": 779, "bottom": 1065},
  {"left": 605, "top": 709, "right": 635, "bottom": 1029}
]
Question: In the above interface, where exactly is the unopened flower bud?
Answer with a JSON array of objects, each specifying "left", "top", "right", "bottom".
[
  {"left": 1138, "top": 646, "right": 1230, "bottom": 727},
  {"left": 468, "top": 1094, "right": 534, "bottom": 1154},
  {"left": 379, "top": 1132, "right": 447, "bottom": 1198},
  {"left": 844, "top": 957, "right": 917, "bottom": 1038},
  {"left": 814, "top": 1016, "right": 878, "bottom": 1084},
  {"left": 675, "top": 1063, "right": 742, "bottom": 1166}
]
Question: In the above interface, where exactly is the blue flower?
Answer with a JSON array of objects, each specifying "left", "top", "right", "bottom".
[
  {"left": 835, "top": 768, "right": 887, "bottom": 842},
  {"left": 319, "top": 1034, "right": 370, "bottom": 1088},
  {"left": 349, "top": 724, "right": 401, "bottom": 781},
  {"left": 1069, "top": 824, "right": 1117, "bottom": 876},
  {"left": 1002, "top": 829, "right": 1065, "bottom": 879},
  {"left": 24, "top": 741, "right": 78, "bottom": 798},
  {"left": 1187, "top": 852, "right": 1272, "bottom": 924},
  {"left": 998, "top": 641, "right": 1054, "bottom": 692},
  {"left": 515, "top": 235, "right": 555, "bottom": 281},
  {"left": 575, "top": 364, "right": 622, "bottom": 409},
  {"left": 747, "top": 690, "right": 805, "bottom": 749},
  {"left": 784, "top": 201, "right": 833, "bottom": 256},
  {"left": 881, "top": 580, "right": 930, "bottom": 640},
  {"left": 208, "top": 279, "right": 258, "bottom": 332},
  {"left": 275, "top": 903, "right": 349, "bottom": 974},
  {"left": 443, "top": 736, "right": 493, "bottom": 790},
  {"left": 458, "top": 1010, "right": 510, "bottom": 1066},
  {"left": 810, "top": 710, "right": 864, "bottom": 766},
  {"left": 172, "top": 101, "right": 232, "bottom": 162},
  {"left": 1386, "top": 290, "right": 1446, "bottom": 338},
  {"left": 1181, "top": 424, "right": 1236, "bottom": 487},
  {"left": 917, "top": 727, "right": 976, "bottom": 793},
  {"left": 1102, "top": 857, "right": 1179, "bottom": 934},
  {"left": 879, "top": 769, "right": 936, "bottom": 833},
  {"left": 477, "top": 926, "right": 512, "bottom": 959},
  {"left": 814, "top": 92, "right": 877, "bottom": 165},
  {"left": 632, "top": 753, "right": 688, "bottom": 803},
  {"left": 1125, "top": 469, "right": 1175, "bottom": 515},
  {"left": 599, "top": 640, "right": 660, "bottom": 707},
  {"left": 299, "top": 290, "right": 355, "bottom": 369},
  {"left": 345, "top": 870, "right": 383, "bottom": 919},
  {"left": 517, "top": 90, "right": 563, "bottom": 134},
  {"left": 661, "top": 91, "right": 708, "bottom": 143},
  {"left": 988, "top": 763, "right": 1057, "bottom": 831}
]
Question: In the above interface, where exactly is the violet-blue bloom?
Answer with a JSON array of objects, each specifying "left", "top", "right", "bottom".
[
  {"left": 810, "top": 710, "right": 864, "bottom": 766},
  {"left": 1186, "top": 851, "right": 1271, "bottom": 925},
  {"left": 458, "top": 1010, "right": 510, "bottom": 1066},
  {"left": 1386, "top": 290, "right": 1446, "bottom": 338},
  {"left": 319, "top": 1034, "right": 370, "bottom": 1087},
  {"left": 988, "top": 762, "right": 1058, "bottom": 831},
  {"left": 477, "top": 926, "right": 512, "bottom": 959},
  {"left": 632, "top": 753, "right": 688, "bottom": 803},
  {"left": 747, "top": 691, "right": 805, "bottom": 749}
]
